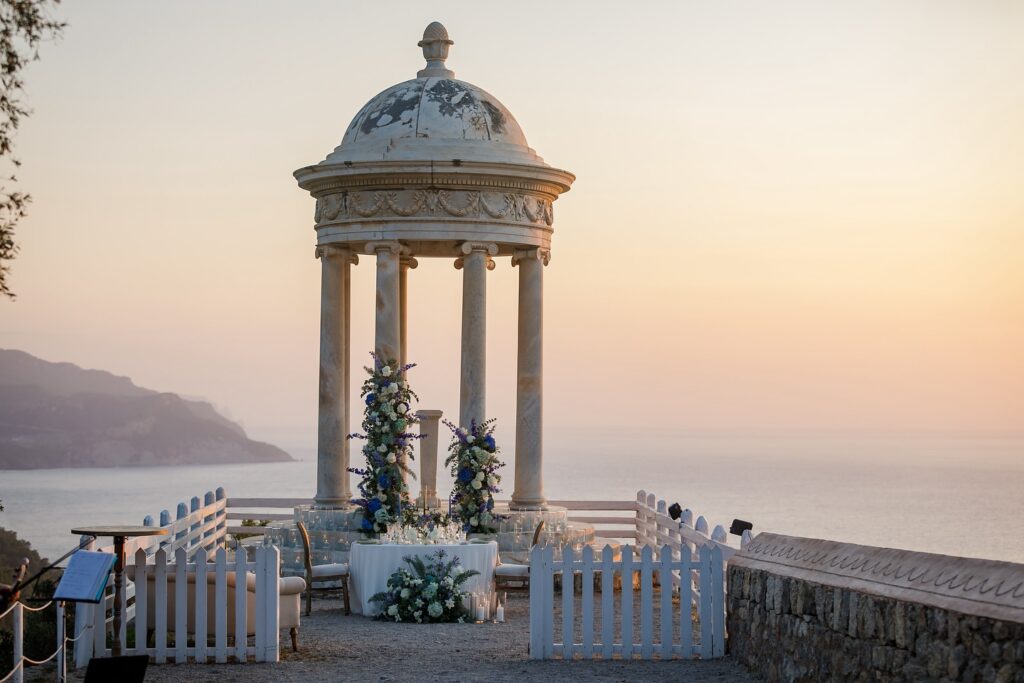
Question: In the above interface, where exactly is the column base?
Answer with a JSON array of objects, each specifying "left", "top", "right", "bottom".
[
  {"left": 508, "top": 499, "right": 548, "bottom": 511},
  {"left": 312, "top": 498, "right": 353, "bottom": 510}
]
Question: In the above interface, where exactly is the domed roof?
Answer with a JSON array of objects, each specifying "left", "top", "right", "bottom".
[{"left": 321, "top": 24, "right": 544, "bottom": 166}]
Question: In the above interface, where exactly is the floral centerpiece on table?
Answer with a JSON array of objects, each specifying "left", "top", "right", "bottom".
[
  {"left": 387, "top": 510, "right": 465, "bottom": 545},
  {"left": 348, "top": 354, "right": 420, "bottom": 535},
  {"left": 444, "top": 418, "right": 504, "bottom": 534},
  {"left": 369, "top": 549, "right": 478, "bottom": 623}
]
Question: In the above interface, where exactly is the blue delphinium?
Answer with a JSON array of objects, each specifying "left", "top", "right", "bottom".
[
  {"left": 443, "top": 418, "right": 504, "bottom": 534},
  {"left": 347, "top": 354, "right": 422, "bottom": 536}
]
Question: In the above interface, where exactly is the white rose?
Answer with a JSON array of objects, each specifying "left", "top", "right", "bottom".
[
  {"left": 487, "top": 475, "right": 497, "bottom": 487},
  {"left": 376, "top": 445, "right": 387, "bottom": 453},
  {"left": 388, "top": 604, "right": 399, "bottom": 616},
  {"left": 474, "top": 471, "right": 485, "bottom": 481},
  {"left": 466, "top": 435, "right": 475, "bottom": 443},
  {"left": 400, "top": 588, "right": 411, "bottom": 599},
  {"left": 396, "top": 403, "right": 407, "bottom": 413},
  {"left": 471, "top": 480, "right": 482, "bottom": 490},
  {"left": 469, "top": 516, "right": 479, "bottom": 527},
  {"left": 381, "top": 366, "right": 392, "bottom": 377},
  {"left": 387, "top": 453, "right": 397, "bottom": 464}
]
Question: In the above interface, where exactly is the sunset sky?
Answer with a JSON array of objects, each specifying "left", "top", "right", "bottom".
[{"left": 2, "top": 1, "right": 1021, "bottom": 450}]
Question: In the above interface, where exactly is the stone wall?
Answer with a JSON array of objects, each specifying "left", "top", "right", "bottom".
[{"left": 727, "top": 533, "right": 1024, "bottom": 683}]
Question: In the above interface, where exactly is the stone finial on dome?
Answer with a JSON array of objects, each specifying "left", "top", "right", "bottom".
[{"left": 417, "top": 21, "right": 455, "bottom": 79}]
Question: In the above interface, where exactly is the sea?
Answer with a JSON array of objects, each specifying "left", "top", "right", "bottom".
[{"left": 2, "top": 431, "right": 1022, "bottom": 565}]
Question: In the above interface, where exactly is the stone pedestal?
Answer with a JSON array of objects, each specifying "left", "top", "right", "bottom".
[{"left": 415, "top": 409, "right": 443, "bottom": 508}]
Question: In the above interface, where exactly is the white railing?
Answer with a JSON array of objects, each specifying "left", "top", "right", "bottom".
[
  {"left": 71, "top": 488, "right": 229, "bottom": 668},
  {"left": 634, "top": 490, "right": 740, "bottom": 561},
  {"left": 529, "top": 543, "right": 726, "bottom": 660}
]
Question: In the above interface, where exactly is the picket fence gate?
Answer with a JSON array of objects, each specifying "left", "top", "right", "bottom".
[
  {"left": 75, "top": 546, "right": 280, "bottom": 666},
  {"left": 529, "top": 543, "right": 725, "bottom": 661}
]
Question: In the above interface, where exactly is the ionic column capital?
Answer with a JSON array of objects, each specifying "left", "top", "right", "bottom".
[
  {"left": 512, "top": 247, "right": 551, "bottom": 267},
  {"left": 315, "top": 245, "right": 359, "bottom": 264},
  {"left": 459, "top": 241, "right": 498, "bottom": 257},
  {"left": 454, "top": 253, "right": 496, "bottom": 271},
  {"left": 400, "top": 255, "right": 419, "bottom": 270},
  {"left": 365, "top": 240, "right": 406, "bottom": 256}
]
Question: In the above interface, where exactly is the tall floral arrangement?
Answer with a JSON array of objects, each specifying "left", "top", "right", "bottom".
[
  {"left": 444, "top": 419, "right": 504, "bottom": 534},
  {"left": 348, "top": 354, "right": 419, "bottom": 535}
]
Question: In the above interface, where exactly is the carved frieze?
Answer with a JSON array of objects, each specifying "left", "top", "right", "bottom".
[{"left": 314, "top": 189, "right": 554, "bottom": 227}]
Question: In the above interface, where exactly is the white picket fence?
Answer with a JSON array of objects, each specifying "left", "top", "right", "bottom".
[
  {"left": 125, "top": 546, "right": 280, "bottom": 664},
  {"left": 529, "top": 542, "right": 726, "bottom": 660},
  {"left": 72, "top": 488, "right": 229, "bottom": 668}
]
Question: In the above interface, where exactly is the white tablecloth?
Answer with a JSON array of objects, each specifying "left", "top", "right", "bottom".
[{"left": 349, "top": 541, "right": 498, "bottom": 616}]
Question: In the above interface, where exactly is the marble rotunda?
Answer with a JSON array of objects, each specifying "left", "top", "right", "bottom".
[
  {"left": 266, "top": 22, "right": 583, "bottom": 567},
  {"left": 295, "top": 22, "right": 574, "bottom": 513}
]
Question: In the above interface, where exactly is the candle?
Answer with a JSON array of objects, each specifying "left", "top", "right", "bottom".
[
  {"left": 495, "top": 603, "right": 505, "bottom": 623},
  {"left": 476, "top": 604, "right": 486, "bottom": 622}
]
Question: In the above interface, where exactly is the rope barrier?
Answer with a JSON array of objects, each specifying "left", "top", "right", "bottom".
[
  {"left": 18, "top": 600, "right": 53, "bottom": 613},
  {"left": 0, "top": 660, "right": 23, "bottom": 683}
]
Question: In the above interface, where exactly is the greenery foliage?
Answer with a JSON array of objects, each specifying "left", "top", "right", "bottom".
[
  {"left": 0, "top": 0, "right": 65, "bottom": 300},
  {"left": 444, "top": 418, "right": 504, "bottom": 534},
  {"left": 369, "top": 549, "right": 477, "bottom": 623},
  {"left": 348, "top": 355, "right": 419, "bottom": 535}
]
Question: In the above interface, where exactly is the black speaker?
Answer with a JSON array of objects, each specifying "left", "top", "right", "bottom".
[
  {"left": 84, "top": 655, "right": 148, "bottom": 683},
  {"left": 729, "top": 519, "right": 753, "bottom": 537}
]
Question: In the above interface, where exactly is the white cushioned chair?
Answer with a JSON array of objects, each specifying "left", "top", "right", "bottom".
[{"left": 296, "top": 521, "right": 351, "bottom": 615}]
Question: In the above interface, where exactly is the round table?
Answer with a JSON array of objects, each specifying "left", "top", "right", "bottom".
[
  {"left": 71, "top": 525, "right": 169, "bottom": 656},
  {"left": 348, "top": 541, "right": 498, "bottom": 616}
]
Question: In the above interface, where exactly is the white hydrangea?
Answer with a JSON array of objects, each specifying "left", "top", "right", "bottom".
[
  {"left": 400, "top": 588, "right": 411, "bottom": 599},
  {"left": 427, "top": 602, "right": 443, "bottom": 618},
  {"left": 387, "top": 604, "right": 399, "bottom": 616},
  {"left": 470, "top": 516, "right": 479, "bottom": 527}
]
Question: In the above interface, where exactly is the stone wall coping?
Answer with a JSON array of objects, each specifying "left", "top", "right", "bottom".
[{"left": 732, "top": 532, "right": 1024, "bottom": 623}]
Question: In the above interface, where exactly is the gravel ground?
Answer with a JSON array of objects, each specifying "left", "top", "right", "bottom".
[{"left": 60, "top": 592, "right": 759, "bottom": 683}]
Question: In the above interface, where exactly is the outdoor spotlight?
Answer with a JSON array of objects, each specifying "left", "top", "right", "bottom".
[
  {"left": 668, "top": 502, "right": 682, "bottom": 521},
  {"left": 729, "top": 519, "right": 753, "bottom": 536}
]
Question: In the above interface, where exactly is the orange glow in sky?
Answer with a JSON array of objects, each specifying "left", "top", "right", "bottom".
[{"left": 2, "top": 1, "right": 1021, "bottom": 448}]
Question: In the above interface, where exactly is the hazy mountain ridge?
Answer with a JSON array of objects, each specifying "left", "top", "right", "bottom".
[{"left": 0, "top": 349, "right": 292, "bottom": 469}]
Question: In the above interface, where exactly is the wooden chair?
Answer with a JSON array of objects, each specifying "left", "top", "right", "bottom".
[
  {"left": 494, "top": 521, "right": 545, "bottom": 593},
  {"left": 296, "top": 521, "right": 351, "bottom": 616}
]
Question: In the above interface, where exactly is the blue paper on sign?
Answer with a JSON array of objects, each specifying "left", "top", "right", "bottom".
[{"left": 54, "top": 550, "right": 116, "bottom": 603}]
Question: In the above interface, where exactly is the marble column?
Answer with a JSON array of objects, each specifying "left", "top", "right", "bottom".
[
  {"left": 399, "top": 255, "right": 418, "bottom": 369},
  {"left": 314, "top": 245, "right": 358, "bottom": 508},
  {"left": 367, "top": 241, "right": 403, "bottom": 364},
  {"left": 455, "top": 242, "right": 497, "bottom": 428},
  {"left": 415, "top": 409, "right": 443, "bottom": 508},
  {"left": 511, "top": 248, "right": 549, "bottom": 510}
]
